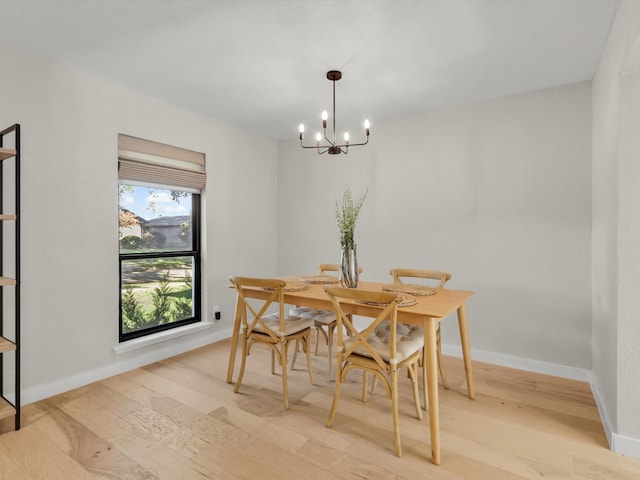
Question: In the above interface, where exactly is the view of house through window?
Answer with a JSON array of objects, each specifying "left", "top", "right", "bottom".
[{"left": 119, "top": 183, "right": 200, "bottom": 340}]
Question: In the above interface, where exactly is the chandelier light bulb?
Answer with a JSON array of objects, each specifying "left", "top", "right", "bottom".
[
  {"left": 299, "top": 123, "right": 305, "bottom": 140},
  {"left": 344, "top": 132, "right": 350, "bottom": 143},
  {"left": 364, "top": 119, "right": 370, "bottom": 135},
  {"left": 322, "top": 110, "right": 328, "bottom": 129},
  {"left": 315, "top": 132, "right": 322, "bottom": 142}
]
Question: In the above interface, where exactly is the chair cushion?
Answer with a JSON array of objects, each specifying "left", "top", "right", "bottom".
[
  {"left": 344, "top": 320, "right": 424, "bottom": 363},
  {"left": 289, "top": 307, "right": 336, "bottom": 325},
  {"left": 289, "top": 306, "right": 316, "bottom": 317},
  {"left": 252, "top": 312, "right": 314, "bottom": 337}
]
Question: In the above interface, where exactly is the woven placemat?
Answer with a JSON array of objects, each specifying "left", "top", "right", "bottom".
[
  {"left": 382, "top": 283, "right": 437, "bottom": 296},
  {"left": 263, "top": 282, "right": 309, "bottom": 292},
  {"left": 357, "top": 293, "right": 417, "bottom": 308},
  {"left": 299, "top": 275, "right": 339, "bottom": 284}
]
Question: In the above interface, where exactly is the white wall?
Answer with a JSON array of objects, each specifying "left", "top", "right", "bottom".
[
  {"left": 278, "top": 82, "right": 592, "bottom": 370},
  {"left": 0, "top": 43, "right": 278, "bottom": 403},
  {"left": 592, "top": 0, "right": 640, "bottom": 456}
]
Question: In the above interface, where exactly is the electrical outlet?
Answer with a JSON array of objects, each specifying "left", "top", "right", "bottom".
[{"left": 213, "top": 305, "right": 221, "bottom": 320}]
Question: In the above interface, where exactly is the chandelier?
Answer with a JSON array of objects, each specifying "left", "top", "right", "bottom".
[{"left": 299, "top": 70, "right": 370, "bottom": 155}]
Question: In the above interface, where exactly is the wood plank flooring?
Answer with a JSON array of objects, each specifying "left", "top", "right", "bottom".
[{"left": 1, "top": 337, "right": 640, "bottom": 479}]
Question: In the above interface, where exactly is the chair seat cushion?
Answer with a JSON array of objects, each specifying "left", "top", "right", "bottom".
[
  {"left": 344, "top": 321, "right": 424, "bottom": 363},
  {"left": 253, "top": 312, "right": 314, "bottom": 337},
  {"left": 289, "top": 307, "right": 336, "bottom": 325}
]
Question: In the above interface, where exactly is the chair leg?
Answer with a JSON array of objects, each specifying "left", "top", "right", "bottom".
[
  {"left": 370, "top": 375, "right": 379, "bottom": 395},
  {"left": 316, "top": 322, "right": 330, "bottom": 347},
  {"left": 420, "top": 330, "right": 448, "bottom": 409},
  {"left": 304, "top": 331, "right": 315, "bottom": 385},
  {"left": 390, "top": 367, "right": 402, "bottom": 457},
  {"left": 314, "top": 325, "right": 324, "bottom": 356},
  {"left": 362, "top": 370, "right": 369, "bottom": 402},
  {"left": 422, "top": 346, "right": 429, "bottom": 410},
  {"left": 409, "top": 363, "right": 423, "bottom": 420},
  {"left": 291, "top": 340, "right": 299, "bottom": 369},
  {"left": 437, "top": 327, "right": 450, "bottom": 389},
  {"left": 327, "top": 324, "right": 335, "bottom": 381},
  {"left": 292, "top": 338, "right": 309, "bottom": 371},
  {"left": 233, "top": 334, "right": 249, "bottom": 394},
  {"left": 327, "top": 354, "right": 344, "bottom": 428},
  {"left": 271, "top": 349, "right": 276, "bottom": 375},
  {"left": 280, "top": 340, "right": 290, "bottom": 410}
]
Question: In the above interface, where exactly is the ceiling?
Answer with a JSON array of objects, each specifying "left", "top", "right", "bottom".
[{"left": 0, "top": 0, "right": 618, "bottom": 141}]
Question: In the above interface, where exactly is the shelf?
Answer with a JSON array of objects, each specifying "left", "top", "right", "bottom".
[
  {"left": 0, "top": 124, "right": 20, "bottom": 431},
  {"left": 0, "top": 336, "right": 15, "bottom": 353},
  {"left": 0, "top": 396, "right": 16, "bottom": 422},
  {"left": 0, "top": 148, "right": 16, "bottom": 162},
  {"left": 0, "top": 277, "right": 16, "bottom": 286}
]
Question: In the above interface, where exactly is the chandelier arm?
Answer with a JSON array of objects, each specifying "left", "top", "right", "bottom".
[
  {"left": 333, "top": 136, "right": 369, "bottom": 149},
  {"left": 301, "top": 140, "right": 330, "bottom": 148},
  {"left": 300, "top": 139, "right": 333, "bottom": 154},
  {"left": 323, "top": 129, "right": 335, "bottom": 146},
  {"left": 300, "top": 140, "right": 317, "bottom": 149}
]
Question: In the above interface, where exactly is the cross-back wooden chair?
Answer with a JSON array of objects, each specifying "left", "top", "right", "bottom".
[
  {"left": 324, "top": 286, "right": 423, "bottom": 457},
  {"left": 369, "top": 269, "right": 452, "bottom": 408},
  {"left": 391, "top": 268, "right": 451, "bottom": 292},
  {"left": 291, "top": 263, "right": 362, "bottom": 381},
  {"left": 230, "top": 276, "right": 315, "bottom": 410},
  {"left": 391, "top": 268, "right": 452, "bottom": 391}
]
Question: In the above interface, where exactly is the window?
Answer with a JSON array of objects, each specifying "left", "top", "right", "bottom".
[{"left": 118, "top": 135, "right": 205, "bottom": 342}]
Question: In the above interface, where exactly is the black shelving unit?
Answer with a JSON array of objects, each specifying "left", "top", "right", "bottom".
[{"left": 0, "top": 124, "right": 20, "bottom": 431}]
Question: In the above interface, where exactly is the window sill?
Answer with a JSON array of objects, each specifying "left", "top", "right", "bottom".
[{"left": 113, "top": 321, "right": 214, "bottom": 355}]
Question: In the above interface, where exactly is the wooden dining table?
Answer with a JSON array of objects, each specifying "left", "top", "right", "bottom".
[{"left": 225, "top": 277, "right": 475, "bottom": 465}]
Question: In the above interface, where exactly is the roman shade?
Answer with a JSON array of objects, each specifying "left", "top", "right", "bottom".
[{"left": 118, "top": 134, "right": 206, "bottom": 191}]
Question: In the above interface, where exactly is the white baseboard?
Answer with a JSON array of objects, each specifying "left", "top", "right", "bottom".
[
  {"left": 22, "top": 326, "right": 233, "bottom": 406},
  {"left": 442, "top": 343, "right": 640, "bottom": 460},
  {"left": 590, "top": 377, "right": 640, "bottom": 459},
  {"left": 589, "top": 376, "right": 614, "bottom": 450},
  {"left": 441, "top": 343, "right": 591, "bottom": 382},
  {"left": 613, "top": 433, "right": 640, "bottom": 459}
]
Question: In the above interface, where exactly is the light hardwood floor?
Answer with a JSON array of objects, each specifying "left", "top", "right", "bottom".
[{"left": 1, "top": 338, "right": 639, "bottom": 479}]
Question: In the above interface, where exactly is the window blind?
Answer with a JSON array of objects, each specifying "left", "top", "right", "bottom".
[{"left": 118, "top": 134, "right": 206, "bottom": 191}]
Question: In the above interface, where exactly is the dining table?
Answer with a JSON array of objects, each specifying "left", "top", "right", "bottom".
[{"left": 225, "top": 276, "right": 475, "bottom": 465}]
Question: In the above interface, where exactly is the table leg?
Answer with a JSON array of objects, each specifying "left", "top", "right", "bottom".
[
  {"left": 457, "top": 302, "right": 475, "bottom": 399},
  {"left": 226, "top": 294, "right": 242, "bottom": 384},
  {"left": 424, "top": 317, "right": 440, "bottom": 465}
]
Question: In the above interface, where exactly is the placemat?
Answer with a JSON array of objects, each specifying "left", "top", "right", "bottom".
[
  {"left": 382, "top": 283, "right": 437, "bottom": 296},
  {"left": 263, "top": 282, "right": 309, "bottom": 292},
  {"left": 299, "top": 275, "right": 339, "bottom": 284},
  {"left": 357, "top": 293, "right": 417, "bottom": 308}
]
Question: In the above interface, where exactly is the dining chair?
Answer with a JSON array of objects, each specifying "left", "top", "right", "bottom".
[
  {"left": 290, "top": 263, "right": 362, "bottom": 381},
  {"left": 229, "top": 276, "right": 315, "bottom": 410},
  {"left": 368, "top": 268, "right": 452, "bottom": 409},
  {"left": 324, "top": 286, "right": 423, "bottom": 457},
  {"left": 390, "top": 268, "right": 452, "bottom": 391}
]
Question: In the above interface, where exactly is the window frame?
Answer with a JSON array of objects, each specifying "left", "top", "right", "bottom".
[{"left": 118, "top": 185, "right": 201, "bottom": 342}]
